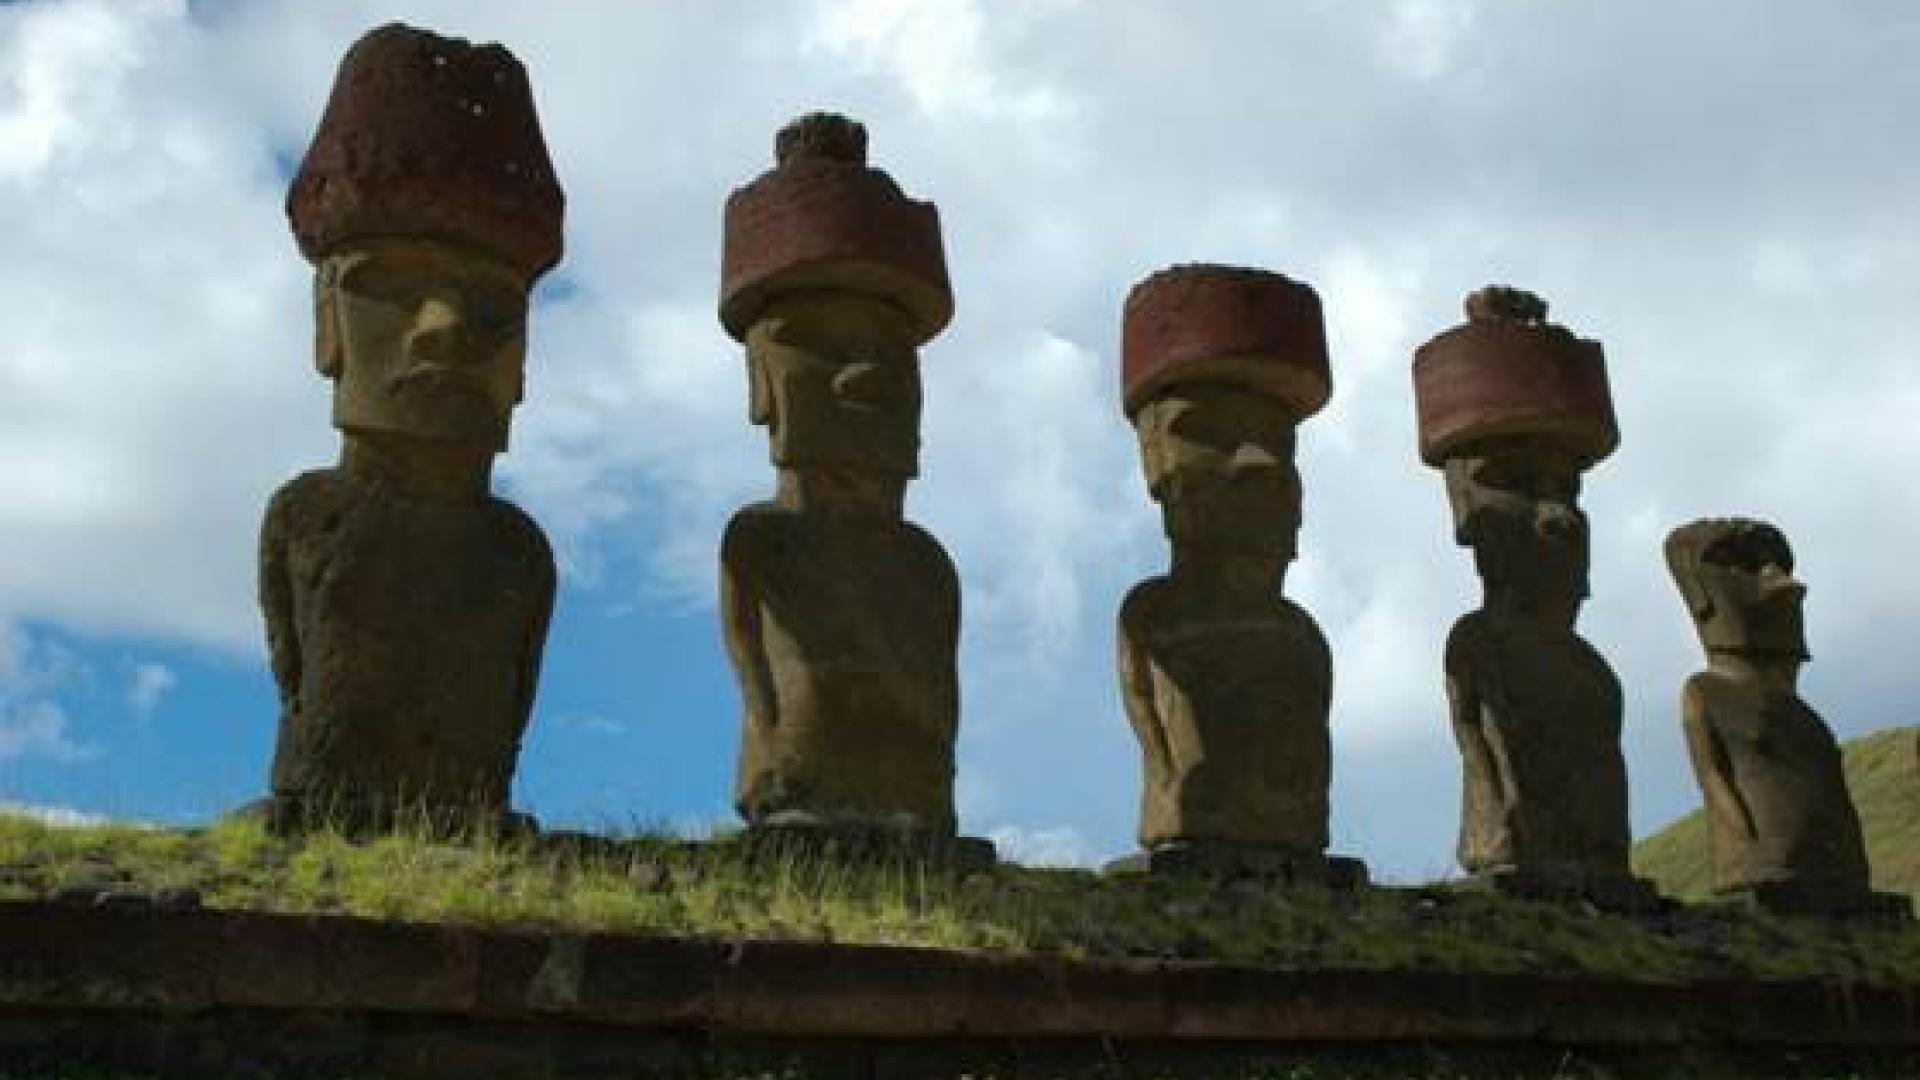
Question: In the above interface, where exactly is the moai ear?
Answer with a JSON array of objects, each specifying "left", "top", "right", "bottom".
[
  {"left": 314, "top": 266, "right": 344, "bottom": 379},
  {"left": 1442, "top": 458, "right": 1482, "bottom": 546},
  {"left": 747, "top": 349, "right": 774, "bottom": 427},
  {"left": 1663, "top": 524, "right": 1718, "bottom": 622}
]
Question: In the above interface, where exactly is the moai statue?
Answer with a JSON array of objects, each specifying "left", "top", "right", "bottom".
[
  {"left": 1109, "top": 264, "right": 1364, "bottom": 886},
  {"left": 717, "top": 113, "right": 983, "bottom": 861},
  {"left": 259, "top": 24, "right": 563, "bottom": 834},
  {"left": 1412, "top": 286, "right": 1656, "bottom": 910},
  {"left": 1666, "top": 518, "right": 1908, "bottom": 917}
]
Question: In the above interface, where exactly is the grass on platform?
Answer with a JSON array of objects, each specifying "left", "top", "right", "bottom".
[{"left": 5, "top": 806, "right": 1920, "bottom": 988}]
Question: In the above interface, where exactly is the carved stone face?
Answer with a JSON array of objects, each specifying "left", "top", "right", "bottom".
[
  {"left": 1444, "top": 443, "right": 1588, "bottom": 610},
  {"left": 1680, "top": 523, "right": 1808, "bottom": 658},
  {"left": 1134, "top": 383, "right": 1301, "bottom": 559},
  {"left": 316, "top": 237, "right": 530, "bottom": 450},
  {"left": 746, "top": 292, "right": 922, "bottom": 477}
]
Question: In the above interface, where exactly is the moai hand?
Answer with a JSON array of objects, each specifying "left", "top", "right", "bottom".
[
  {"left": 1666, "top": 518, "right": 1907, "bottom": 917},
  {"left": 1108, "top": 265, "right": 1362, "bottom": 887},
  {"left": 259, "top": 24, "right": 563, "bottom": 835},
  {"left": 716, "top": 114, "right": 973, "bottom": 851},
  {"left": 1412, "top": 287, "right": 1655, "bottom": 910}
]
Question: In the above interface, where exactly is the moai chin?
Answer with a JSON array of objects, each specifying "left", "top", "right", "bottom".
[
  {"left": 258, "top": 23, "right": 563, "bottom": 835},
  {"left": 1109, "top": 264, "right": 1364, "bottom": 886},
  {"left": 1412, "top": 286, "right": 1656, "bottom": 909},
  {"left": 1665, "top": 518, "right": 1909, "bottom": 918},
  {"left": 717, "top": 113, "right": 977, "bottom": 856}
]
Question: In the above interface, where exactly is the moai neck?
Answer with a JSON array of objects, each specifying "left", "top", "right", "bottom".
[
  {"left": 1480, "top": 578, "right": 1581, "bottom": 633},
  {"left": 774, "top": 467, "right": 907, "bottom": 522},
  {"left": 1168, "top": 542, "right": 1287, "bottom": 604},
  {"left": 340, "top": 432, "right": 493, "bottom": 505},
  {"left": 1706, "top": 649, "right": 1802, "bottom": 695}
]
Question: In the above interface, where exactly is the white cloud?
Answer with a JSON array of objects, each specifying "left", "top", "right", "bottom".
[
  {"left": 986, "top": 824, "right": 1096, "bottom": 869},
  {"left": 125, "top": 661, "right": 177, "bottom": 715},
  {"left": 0, "top": 627, "right": 90, "bottom": 763},
  {"left": 0, "top": 800, "right": 114, "bottom": 827}
]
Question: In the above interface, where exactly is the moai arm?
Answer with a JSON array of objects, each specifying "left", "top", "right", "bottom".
[
  {"left": 1445, "top": 621, "right": 1517, "bottom": 845},
  {"left": 1680, "top": 675, "right": 1757, "bottom": 842},
  {"left": 258, "top": 483, "right": 302, "bottom": 710},
  {"left": 719, "top": 517, "right": 780, "bottom": 731},
  {"left": 514, "top": 522, "right": 558, "bottom": 734},
  {"left": 921, "top": 527, "right": 963, "bottom": 733},
  {"left": 1117, "top": 587, "right": 1173, "bottom": 787}
]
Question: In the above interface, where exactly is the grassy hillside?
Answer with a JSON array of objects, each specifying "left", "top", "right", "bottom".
[{"left": 1633, "top": 724, "right": 1920, "bottom": 901}]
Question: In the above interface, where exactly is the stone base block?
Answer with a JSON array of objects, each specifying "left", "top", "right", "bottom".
[
  {"left": 1464, "top": 866, "right": 1665, "bottom": 915},
  {"left": 726, "top": 822, "right": 997, "bottom": 873},
  {"left": 1104, "top": 842, "right": 1370, "bottom": 890},
  {"left": 1729, "top": 881, "right": 1914, "bottom": 922}
]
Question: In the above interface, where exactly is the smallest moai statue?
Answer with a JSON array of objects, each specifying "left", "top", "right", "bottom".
[
  {"left": 1108, "top": 264, "right": 1365, "bottom": 887},
  {"left": 1413, "top": 286, "right": 1657, "bottom": 911},
  {"left": 1665, "top": 518, "right": 1909, "bottom": 918}
]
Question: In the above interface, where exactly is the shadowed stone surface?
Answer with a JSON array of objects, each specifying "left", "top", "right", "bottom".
[
  {"left": 717, "top": 114, "right": 964, "bottom": 839},
  {"left": 1111, "top": 265, "right": 1359, "bottom": 884},
  {"left": 1665, "top": 517, "right": 1910, "bottom": 919},
  {"left": 259, "top": 23, "right": 562, "bottom": 833},
  {"left": 1414, "top": 287, "right": 1654, "bottom": 910}
]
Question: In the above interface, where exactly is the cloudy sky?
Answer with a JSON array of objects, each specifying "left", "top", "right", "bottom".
[{"left": 2, "top": 0, "right": 1916, "bottom": 876}]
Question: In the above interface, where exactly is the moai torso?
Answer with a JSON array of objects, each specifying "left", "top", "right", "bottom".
[
  {"left": 264, "top": 23, "right": 564, "bottom": 829},
  {"left": 1665, "top": 517, "right": 1876, "bottom": 900},
  {"left": 1121, "top": 580, "right": 1331, "bottom": 850},
  {"left": 1682, "top": 672, "right": 1867, "bottom": 890},
  {"left": 262, "top": 468, "right": 553, "bottom": 812},
  {"left": 722, "top": 505, "right": 959, "bottom": 828},
  {"left": 716, "top": 114, "right": 960, "bottom": 835},
  {"left": 1446, "top": 610, "right": 1629, "bottom": 874},
  {"left": 1115, "top": 266, "right": 1338, "bottom": 867}
]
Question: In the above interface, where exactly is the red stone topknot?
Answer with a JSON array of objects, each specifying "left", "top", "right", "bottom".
[
  {"left": 1412, "top": 285, "right": 1617, "bottom": 467},
  {"left": 719, "top": 112, "right": 951, "bottom": 344},
  {"left": 286, "top": 23, "right": 565, "bottom": 280}
]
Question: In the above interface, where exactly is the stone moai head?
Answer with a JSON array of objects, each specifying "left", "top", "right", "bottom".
[
  {"left": 1666, "top": 517, "right": 1809, "bottom": 660},
  {"left": 1121, "top": 265, "right": 1331, "bottom": 563},
  {"left": 1414, "top": 286, "right": 1617, "bottom": 615},
  {"left": 719, "top": 112, "right": 952, "bottom": 502},
  {"left": 287, "top": 23, "right": 564, "bottom": 452}
]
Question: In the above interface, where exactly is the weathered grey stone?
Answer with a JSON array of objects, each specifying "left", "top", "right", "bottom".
[
  {"left": 1665, "top": 517, "right": 1908, "bottom": 918},
  {"left": 717, "top": 115, "right": 962, "bottom": 837},
  {"left": 1414, "top": 287, "right": 1654, "bottom": 910},
  {"left": 258, "top": 24, "right": 562, "bottom": 834},
  {"left": 1112, "top": 265, "right": 1357, "bottom": 883}
]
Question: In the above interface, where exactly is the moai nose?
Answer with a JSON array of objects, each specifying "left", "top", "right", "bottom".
[
  {"left": 405, "top": 294, "right": 470, "bottom": 367},
  {"left": 1759, "top": 562, "right": 1807, "bottom": 600},
  {"left": 1228, "top": 443, "right": 1281, "bottom": 478},
  {"left": 1537, "top": 502, "right": 1582, "bottom": 540},
  {"left": 833, "top": 360, "right": 889, "bottom": 403}
]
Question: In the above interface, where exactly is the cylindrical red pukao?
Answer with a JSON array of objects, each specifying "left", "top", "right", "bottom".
[
  {"left": 719, "top": 113, "right": 952, "bottom": 345},
  {"left": 286, "top": 23, "right": 565, "bottom": 281},
  {"left": 1121, "top": 264, "right": 1332, "bottom": 421},
  {"left": 1412, "top": 286, "right": 1618, "bottom": 467}
]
